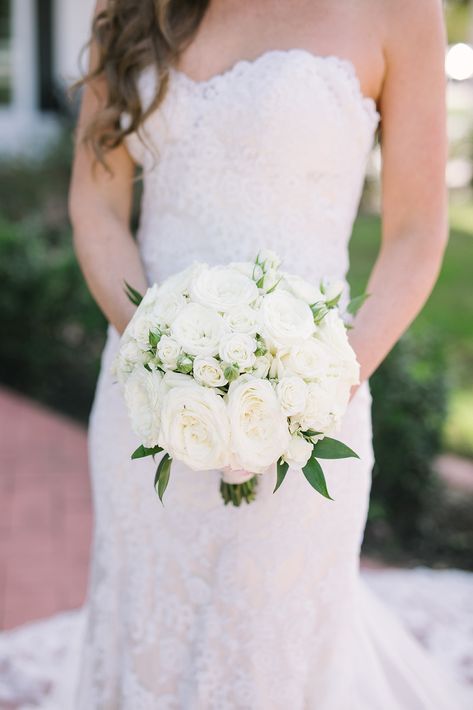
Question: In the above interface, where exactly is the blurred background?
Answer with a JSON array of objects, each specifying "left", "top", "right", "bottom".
[{"left": 0, "top": 0, "right": 472, "bottom": 631}]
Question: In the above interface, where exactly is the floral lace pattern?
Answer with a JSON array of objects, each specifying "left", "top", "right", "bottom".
[{"left": 2, "top": 50, "right": 470, "bottom": 710}]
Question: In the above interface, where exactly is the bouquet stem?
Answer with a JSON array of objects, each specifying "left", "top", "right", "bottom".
[{"left": 220, "top": 476, "right": 258, "bottom": 506}]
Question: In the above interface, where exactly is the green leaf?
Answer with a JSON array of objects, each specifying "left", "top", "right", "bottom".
[
  {"left": 302, "top": 456, "right": 333, "bottom": 500},
  {"left": 223, "top": 363, "right": 240, "bottom": 382},
  {"left": 124, "top": 280, "right": 144, "bottom": 306},
  {"left": 312, "top": 436, "right": 359, "bottom": 460},
  {"left": 176, "top": 354, "right": 193, "bottom": 374},
  {"left": 273, "top": 458, "right": 289, "bottom": 493},
  {"left": 149, "top": 330, "right": 161, "bottom": 348},
  {"left": 347, "top": 293, "right": 370, "bottom": 316},
  {"left": 131, "top": 444, "right": 163, "bottom": 460},
  {"left": 154, "top": 453, "right": 172, "bottom": 504}
]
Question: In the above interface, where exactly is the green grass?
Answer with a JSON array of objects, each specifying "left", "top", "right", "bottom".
[
  {"left": 349, "top": 206, "right": 473, "bottom": 458},
  {"left": 445, "top": 1, "right": 471, "bottom": 44},
  {"left": 443, "top": 389, "right": 473, "bottom": 458}
]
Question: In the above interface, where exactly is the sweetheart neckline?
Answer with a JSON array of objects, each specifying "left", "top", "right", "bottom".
[{"left": 169, "top": 48, "right": 380, "bottom": 127}]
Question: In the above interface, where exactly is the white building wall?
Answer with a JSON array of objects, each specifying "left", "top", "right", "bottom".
[
  {"left": 54, "top": 0, "right": 96, "bottom": 87},
  {"left": 0, "top": 0, "right": 96, "bottom": 156}
]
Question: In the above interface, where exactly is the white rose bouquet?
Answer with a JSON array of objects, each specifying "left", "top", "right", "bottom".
[{"left": 113, "top": 251, "right": 368, "bottom": 506}]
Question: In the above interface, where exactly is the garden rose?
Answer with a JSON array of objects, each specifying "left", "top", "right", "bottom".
[
  {"left": 152, "top": 291, "right": 187, "bottom": 330},
  {"left": 190, "top": 265, "right": 258, "bottom": 312},
  {"left": 112, "top": 339, "right": 148, "bottom": 384},
  {"left": 315, "top": 310, "right": 360, "bottom": 384},
  {"left": 171, "top": 302, "right": 227, "bottom": 357},
  {"left": 158, "top": 384, "right": 230, "bottom": 471},
  {"left": 276, "top": 375, "right": 308, "bottom": 416},
  {"left": 322, "top": 278, "right": 345, "bottom": 303},
  {"left": 193, "top": 356, "right": 227, "bottom": 387},
  {"left": 280, "top": 338, "right": 331, "bottom": 381},
  {"left": 252, "top": 353, "right": 273, "bottom": 379},
  {"left": 296, "top": 379, "right": 348, "bottom": 434},
  {"left": 281, "top": 273, "right": 323, "bottom": 305},
  {"left": 226, "top": 376, "right": 290, "bottom": 473},
  {"left": 219, "top": 333, "right": 257, "bottom": 370},
  {"left": 223, "top": 305, "right": 260, "bottom": 335},
  {"left": 283, "top": 434, "right": 313, "bottom": 468},
  {"left": 124, "top": 367, "right": 163, "bottom": 447},
  {"left": 261, "top": 290, "right": 315, "bottom": 349},
  {"left": 157, "top": 335, "right": 181, "bottom": 370}
]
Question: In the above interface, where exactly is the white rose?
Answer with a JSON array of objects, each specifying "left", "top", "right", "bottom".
[
  {"left": 229, "top": 260, "right": 263, "bottom": 282},
  {"left": 160, "top": 370, "right": 195, "bottom": 391},
  {"left": 193, "top": 356, "right": 227, "bottom": 387},
  {"left": 315, "top": 310, "right": 360, "bottom": 385},
  {"left": 296, "top": 379, "right": 349, "bottom": 434},
  {"left": 276, "top": 376, "right": 308, "bottom": 416},
  {"left": 158, "top": 262, "right": 206, "bottom": 298},
  {"left": 226, "top": 376, "right": 290, "bottom": 473},
  {"left": 281, "top": 273, "right": 323, "bottom": 305},
  {"left": 190, "top": 265, "right": 259, "bottom": 312},
  {"left": 125, "top": 311, "right": 159, "bottom": 350},
  {"left": 219, "top": 333, "right": 257, "bottom": 370},
  {"left": 112, "top": 339, "right": 147, "bottom": 384},
  {"left": 258, "top": 249, "right": 281, "bottom": 271},
  {"left": 135, "top": 283, "right": 160, "bottom": 311},
  {"left": 252, "top": 353, "right": 273, "bottom": 379},
  {"left": 171, "top": 302, "right": 227, "bottom": 357},
  {"left": 223, "top": 305, "right": 260, "bottom": 335},
  {"left": 280, "top": 338, "right": 331, "bottom": 381},
  {"left": 152, "top": 291, "right": 188, "bottom": 329},
  {"left": 283, "top": 434, "right": 313, "bottom": 468},
  {"left": 261, "top": 290, "right": 315, "bottom": 349},
  {"left": 124, "top": 367, "right": 163, "bottom": 447},
  {"left": 121, "top": 284, "right": 160, "bottom": 347},
  {"left": 260, "top": 267, "right": 281, "bottom": 293},
  {"left": 158, "top": 384, "right": 230, "bottom": 471},
  {"left": 322, "top": 278, "right": 345, "bottom": 303},
  {"left": 156, "top": 335, "right": 181, "bottom": 370}
]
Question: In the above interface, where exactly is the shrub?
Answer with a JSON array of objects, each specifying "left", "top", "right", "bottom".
[
  {"left": 0, "top": 218, "right": 106, "bottom": 420},
  {"left": 364, "top": 333, "right": 449, "bottom": 551}
]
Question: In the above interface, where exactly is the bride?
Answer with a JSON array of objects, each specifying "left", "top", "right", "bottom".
[{"left": 62, "top": 0, "right": 470, "bottom": 708}]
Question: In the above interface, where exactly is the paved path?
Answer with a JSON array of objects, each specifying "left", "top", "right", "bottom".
[
  {"left": 1, "top": 387, "right": 472, "bottom": 631},
  {"left": 0, "top": 388, "right": 92, "bottom": 630}
]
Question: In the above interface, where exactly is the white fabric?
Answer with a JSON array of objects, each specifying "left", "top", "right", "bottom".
[{"left": 1, "top": 49, "right": 471, "bottom": 709}]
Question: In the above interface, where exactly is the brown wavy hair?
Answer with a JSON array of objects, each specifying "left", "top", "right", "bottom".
[{"left": 76, "top": 0, "right": 210, "bottom": 166}]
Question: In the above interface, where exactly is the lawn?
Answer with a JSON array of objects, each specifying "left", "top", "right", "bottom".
[{"left": 349, "top": 201, "right": 473, "bottom": 457}]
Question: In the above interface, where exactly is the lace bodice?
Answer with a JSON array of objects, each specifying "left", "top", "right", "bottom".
[{"left": 124, "top": 49, "right": 380, "bottom": 292}]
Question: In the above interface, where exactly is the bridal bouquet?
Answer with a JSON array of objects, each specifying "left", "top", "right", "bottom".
[{"left": 112, "top": 251, "right": 366, "bottom": 506}]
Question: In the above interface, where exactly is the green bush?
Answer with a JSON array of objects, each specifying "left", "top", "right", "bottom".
[
  {"left": 364, "top": 333, "right": 450, "bottom": 553},
  {"left": 0, "top": 218, "right": 106, "bottom": 420}
]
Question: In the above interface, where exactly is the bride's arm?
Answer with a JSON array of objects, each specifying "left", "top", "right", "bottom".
[
  {"left": 69, "top": 0, "right": 148, "bottom": 335},
  {"left": 349, "top": 0, "right": 448, "bottom": 387}
]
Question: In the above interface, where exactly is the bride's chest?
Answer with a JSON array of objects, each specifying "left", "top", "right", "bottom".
[{"left": 127, "top": 50, "right": 379, "bottom": 175}]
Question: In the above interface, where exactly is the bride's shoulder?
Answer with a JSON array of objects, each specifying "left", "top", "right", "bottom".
[
  {"left": 380, "top": 0, "right": 445, "bottom": 38},
  {"left": 378, "top": 0, "right": 446, "bottom": 66}
]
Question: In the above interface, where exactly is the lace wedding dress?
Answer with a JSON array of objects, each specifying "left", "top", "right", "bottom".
[{"left": 1, "top": 49, "right": 472, "bottom": 710}]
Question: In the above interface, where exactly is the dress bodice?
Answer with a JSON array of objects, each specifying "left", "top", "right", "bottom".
[{"left": 124, "top": 49, "right": 380, "bottom": 290}]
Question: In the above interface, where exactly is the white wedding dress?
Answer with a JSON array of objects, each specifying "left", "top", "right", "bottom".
[{"left": 1, "top": 49, "right": 472, "bottom": 710}]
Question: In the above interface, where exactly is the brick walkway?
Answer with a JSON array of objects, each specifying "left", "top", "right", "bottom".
[
  {"left": 1, "top": 387, "right": 471, "bottom": 633},
  {"left": 0, "top": 387, "right": 92, "bottom": 630}
]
